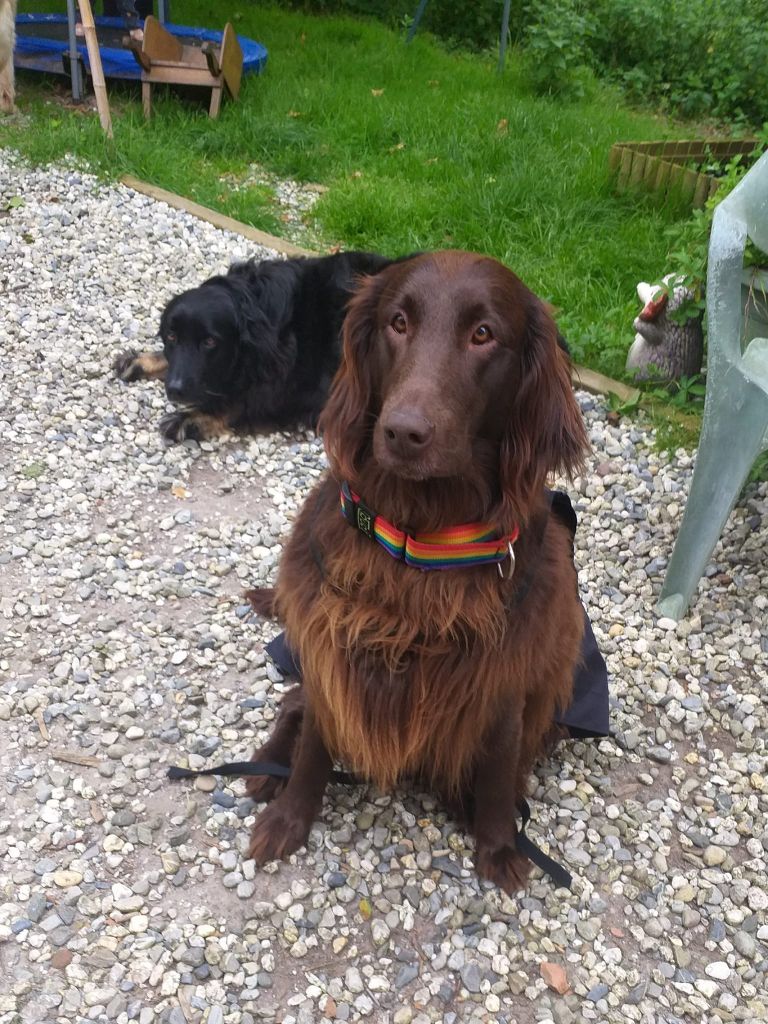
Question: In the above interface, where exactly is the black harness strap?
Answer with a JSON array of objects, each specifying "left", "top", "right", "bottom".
[
  {"left": 515, "top": 797, "right": 572, "bottom": 890},
  {"left": 167, "top": 759, "right": 358, "bottom": 786},
  {"left": 167, "top": 761, "right": 572, "bottom": 890}
]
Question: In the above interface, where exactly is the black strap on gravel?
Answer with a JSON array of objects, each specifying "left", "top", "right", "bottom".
[
  {"left": 167, "top": 760, "right": 572, "bottom": 890},
  {"left": 515, "top": 797, "right": 572, "bottom": 890},
  {"left": 167, "top": 760, "right": 358, "bottom": 785}
]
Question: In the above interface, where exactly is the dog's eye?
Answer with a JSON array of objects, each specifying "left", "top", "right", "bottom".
[
  {"left": 203, "top": 337, "right": 217, "bottom": 350},
  {"left": 165, "top": 332, "right": 177, "bottom": 345},
  {"left": 471, "top": 325, "right": 493, "bottom": 345},
  {"left": 391, "top": 313, "right": 407, "bottom": 335}
]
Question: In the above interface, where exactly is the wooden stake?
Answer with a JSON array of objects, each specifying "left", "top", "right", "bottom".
[{"left": 78, "top": 0, "right": 113, "bottom": 138}]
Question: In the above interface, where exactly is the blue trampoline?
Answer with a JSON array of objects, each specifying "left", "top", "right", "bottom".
[{"left": 14, "top": 14, "right": 267, "bottom": 83}]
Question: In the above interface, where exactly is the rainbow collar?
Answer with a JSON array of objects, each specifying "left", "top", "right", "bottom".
[{"left": 340, "top": 482, "right": 518, "bottom": 573}]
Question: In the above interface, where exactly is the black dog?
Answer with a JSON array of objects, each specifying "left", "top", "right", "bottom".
[{"left": 114, "top": 251, "right": 394, "bottom": 442}]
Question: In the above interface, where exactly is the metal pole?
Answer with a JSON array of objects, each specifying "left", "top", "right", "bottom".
[
  {"left": 157, "top": 0, "right": 169, "bottom": 24},
  {"left": 406, "top": 0, "right": 429, "bottom": 44},
  {"left": 66, "top": 0, "right": 83, "bottom": 101},
  {"left": 498, "top": 0, "right": 511, "bottom": 73}
]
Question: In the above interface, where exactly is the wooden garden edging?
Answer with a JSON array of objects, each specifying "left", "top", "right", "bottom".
[{"left": 609, "top": 139, "right": 756, "bottom": 209}]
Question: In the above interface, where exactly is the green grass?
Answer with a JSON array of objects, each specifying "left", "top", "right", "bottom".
[{"left": 3, "top": 2, "right": 700, "bottom": 379}]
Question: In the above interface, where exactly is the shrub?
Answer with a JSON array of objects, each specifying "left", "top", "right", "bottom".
[
  {"left": 521, "top": 0, "right": 595, "bottom": 98},
  {"left": 587, "top": 0, "right": 768, "bottom": 126}
]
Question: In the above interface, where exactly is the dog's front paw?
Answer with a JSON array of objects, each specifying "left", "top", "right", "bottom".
[
  {"left": 159, "top": 411, "right": 202, "bottom": 444},
  {"left": 245, "top": 772, "right": 285, "bottom": 805},
  {"left": 244, "top": 739, "right": 288, "bottom": 804},
  {"left": 248, "top": 799, "right": 315, "bottom": 864},
  {"left": 113, "top": 349, "right": 144, "bottom": 382},
  {"left": 475, "top": 835, "right": 531, "bottom": 895}
]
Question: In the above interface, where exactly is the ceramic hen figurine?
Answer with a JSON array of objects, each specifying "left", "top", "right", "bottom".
[{"left": 626, "top": 274, "right": 704, "bottom": 381}]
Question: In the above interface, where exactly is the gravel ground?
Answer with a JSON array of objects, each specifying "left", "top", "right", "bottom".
[{"left": 1, "top": 148, "right": 767, "bottom": 1024}]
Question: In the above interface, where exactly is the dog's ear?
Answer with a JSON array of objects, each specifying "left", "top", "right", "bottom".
[
  {"left": 227, "top": 277, "right": 296, "bottom": 383},
  {"left": 319, "top": 272, "right": 388, "bottom": 482},
  {"left": 158, "top": 293, "right": 180, "bottom": 338},
  {"left": 498, "top": 296, "right": 588, "bottom": 524}
]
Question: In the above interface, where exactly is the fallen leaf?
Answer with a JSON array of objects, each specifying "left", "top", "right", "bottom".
[
  {"left": 359, "top": 897, "right": 372, "bottom": 920},
  {"left": 610, "top": 927, "right": 625, "bottom": 938},
  {"left": 388, "top": 142, "right": 406, "bottom": 153},
  {"left": 171, "top": 482, "right": 190, "bottom": 499},
  {"left": 351, "top": 171, "right": 364, "bottom": 179},
  {"left": 323, "top": 996, "right": 337, "bottom": 1018},
  {"left": 287, "top": 110, "right": 302, "bottom": 118},
  {"left": 371, "top": 88, "right": 384, "bottom": 97},
  {"left": 425, "top": 157, "right": 439, "bottom": 165},
  {"left": 497, "top": 118, "right": 509, "bottom": 134},
  {"left": 540, "top": 961, "right": 570, "bottom": 995}
]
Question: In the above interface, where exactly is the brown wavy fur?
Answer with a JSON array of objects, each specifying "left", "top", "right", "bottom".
[{"left": 248, "top": 251, "right": 589, "bottom": 891}]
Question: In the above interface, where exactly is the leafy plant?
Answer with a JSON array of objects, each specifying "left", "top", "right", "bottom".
[
  {"left": 522, "top": 0, "right": 595, "bottom": 98},
  {"left": 607, "top": 389, "right": 641, "bottom": 416},
  {"left": 658, "top": 373, "right": 707, "bottom": 409}
]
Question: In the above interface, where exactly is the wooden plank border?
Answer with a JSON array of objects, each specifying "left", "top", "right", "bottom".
[{"left": 610, "top": 138, "right": 757, "bottom": 209}]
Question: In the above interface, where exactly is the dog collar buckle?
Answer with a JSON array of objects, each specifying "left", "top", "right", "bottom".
[
  {"left": 497, "top": 540, "right": 516, "bottom": 579},
  {"left": 354, "top": 498, "right": 376, "bottom": 540}
]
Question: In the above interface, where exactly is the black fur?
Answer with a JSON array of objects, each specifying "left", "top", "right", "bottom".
[
  {"left": 115, "top": 250, "right": 570, "bottom": 442},
  {"left": 161, "top": 251, "right": 396, "bottom": 429}
]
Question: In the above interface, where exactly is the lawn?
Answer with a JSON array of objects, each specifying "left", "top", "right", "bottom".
[{"left": 3, "top": 2, "right": 702, "bottom": 380}]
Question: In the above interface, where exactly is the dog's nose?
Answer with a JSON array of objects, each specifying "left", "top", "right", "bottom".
[
  {"left": 165, "top": 379, "right": 186, "bottom": 403},
  {"left": 382, "top": 409, "right": 435, "bottom": 459}
]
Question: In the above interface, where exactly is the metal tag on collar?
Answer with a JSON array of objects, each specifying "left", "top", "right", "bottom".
[
  {"left": 497, "top": 540, "right": 516, "bottom": 579},
  {"left": 355, "top": 499, "right": 376, "bottom": 540}
]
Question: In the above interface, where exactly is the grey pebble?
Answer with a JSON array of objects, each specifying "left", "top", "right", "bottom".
[
  {"left": 395, "top": 964, "right": 420, "bottom": 989},
  {"left": 459, "top": 962, "right": 482, "bottom": 993},
  {"left": 587, "top": 984, "right": 610, "bottom": 1002}
]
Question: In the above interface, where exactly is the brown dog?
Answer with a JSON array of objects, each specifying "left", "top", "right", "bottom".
[{"left": 246, "top": 251, "right": 588, "bottom": 893}]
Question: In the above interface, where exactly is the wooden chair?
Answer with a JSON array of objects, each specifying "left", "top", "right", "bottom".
[{"left": 131, "top": 16, "right": 242, "bottom": 119}]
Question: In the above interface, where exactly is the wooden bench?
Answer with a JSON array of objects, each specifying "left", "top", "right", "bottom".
[{"left": 131, "top": 16, "right": 243, "bottom": 119}]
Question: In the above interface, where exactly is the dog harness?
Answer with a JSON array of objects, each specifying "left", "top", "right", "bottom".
[
  {"left": 340, "top": 481, "right": 519, "bottom": 574},
  {"left": 168, "top": 491, "right": 609, "bottom": 892},
  {"left": 168, "top": 760, "right": 571, "bottom": 889}
]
